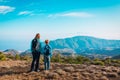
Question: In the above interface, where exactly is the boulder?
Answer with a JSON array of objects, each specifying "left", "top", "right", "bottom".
[
  {"left": 64, "top": 67, "right": 74, "bottom": 72},
  {"left": 47, "top": 72, "right": 59, "bottom": 79},
  {"left": 99, "top": 76, "right": 109, "bottom": 80},
  {"left": 55, "top": 69, "right": 66, "bottom": 75},
  {"left": 106, "top": 73, "right": 118, "bottom": 77}
]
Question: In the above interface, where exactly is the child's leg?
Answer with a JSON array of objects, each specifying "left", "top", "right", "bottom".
[
  {"left": 47, "top": 56, "right": 50, "bottom": 70},
  {"left": 44, "top": 56, "right": 47, "bottom": 70}
]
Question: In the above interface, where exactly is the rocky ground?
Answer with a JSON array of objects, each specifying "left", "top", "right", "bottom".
[{"left": 0, "top": 60, "right": 120, "bottom": 80}]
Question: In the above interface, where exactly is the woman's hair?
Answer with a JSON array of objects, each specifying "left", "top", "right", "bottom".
[
  {"left": 45, "top": 39, "right": 49, "bottom": 44},
  {"left": 35, "top": 33, "right": 40, "bottom": 39}
]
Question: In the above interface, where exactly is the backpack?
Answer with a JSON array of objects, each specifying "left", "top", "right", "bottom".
[
  {"left": 31, "top": 39, "right": 37, "bottom": 51},
  {"left": 44, "top": 45, "right": 50, "bottom": 56},
  {"left": 31, "top": 39, "right": 40, "bottom": 52}
]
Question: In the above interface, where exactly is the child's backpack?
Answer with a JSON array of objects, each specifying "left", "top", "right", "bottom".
[{"left": 44, "top": 45, "right": 50, "bottom": 56}]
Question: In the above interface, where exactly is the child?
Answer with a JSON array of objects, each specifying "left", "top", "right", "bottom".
[{"left": 44, "top": 39, "right": 52, "bottom": 70}]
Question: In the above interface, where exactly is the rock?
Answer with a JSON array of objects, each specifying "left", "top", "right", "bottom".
[
  {"left": 73, "top": 77, "right": 80, "bottom": 80},
  {"left": 72, "top": 73, "right": 79, "bottom": 77},
  {"left": 56, "top": 67, "right": 61, "bottom": 69},
  {"left": 102, "top": 71, "right": 107, "bottom": 75},
  {"left": 99, "top": 76, "right": 109, "bottom": 80},
  {"left": 80, "top": 64, "right": 87, "bottom": 69},
  {"left": 112, "top": 68, "right": 118, "bottom": 72},
  {"left": 64, "top": 67, "right": 74, "bottom": 72},
  {"left": 93, "top": 76, "right": 100, "bottom": 80},
  {"left": 47, "top": 72, "right": 59, "bottom": 79},
  {"left": 29, "top": 71, "right": 38, "bottom": 75},
  {"left": 82, "top": 76, "right": 90, "bottom": 80},
  {"left": 106, "top": 73, "right": 118, "bottom": 77},
  {"left": 55, "top": 69, "right": 66, "bottom": 75},
  {"left": 95, "top": 73, "right": 102, "bottom": 77},
  {"left": 118, "top": 71, "right": 120, "bottom": 75},
  {"left": 82, "top": 72, "right": 90, "bottom": 77},
  {"left": 90, "top": 65, "right": 98, "bottom": 69},
  {"left": 43, "top": 70, "right": 50, "bottom": 75},
  {"left": 88, "top": 69, "right": 95, "bottom": 73},
  {"left": 23, "top": 73, "right": 29, "bottom": 76},
  {"left": 40, "top": 65, "right": 44, "bottom": 70},
  {"left": 75, "top": 69, "right": 85, "bottom": 72},
  {"left": 101, "top": 67, "right": 111, "bottom": 72}
]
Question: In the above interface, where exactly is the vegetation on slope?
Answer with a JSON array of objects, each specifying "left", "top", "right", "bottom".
[{"left": 0, "top": 52, "right": 120, "bottom": 67}]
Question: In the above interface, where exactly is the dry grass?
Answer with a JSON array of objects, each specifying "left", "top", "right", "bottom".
[{"left": 0, "top": 60, "right": 120, "bottom": 80}]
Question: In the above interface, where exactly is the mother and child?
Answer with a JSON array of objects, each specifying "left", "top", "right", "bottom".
[{"left": 30, "top": 33, "right": 52, "bottom": 72}]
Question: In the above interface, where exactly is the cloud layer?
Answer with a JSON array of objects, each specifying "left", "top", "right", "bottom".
[
  {"left": 18, "top": 11, "right": 33, "bottom": 15},
  {"left": 0, "top": 6, "right": 15, "bottom": 14},
  {"left": 48, "top": 12, "right": 94, "bottom": 18}
]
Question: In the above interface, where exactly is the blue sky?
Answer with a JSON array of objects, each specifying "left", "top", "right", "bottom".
[{"left": 0, "top": 0, "right": 120, "bottom": 51}]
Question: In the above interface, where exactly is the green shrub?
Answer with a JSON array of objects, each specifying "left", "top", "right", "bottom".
[
  {"left": 51, "top": 54, "right": 62, "bottom": 63},
  {"left": 20, "top": 55, "right": 32, "bottom": 61},
  {"left": 75, "top": 56, "right": 90, "bottom": 64},
  {"left": 93, "top": 60, "right": 104, "bottom": 66},
  {"left": 15, "top": 54, "right": 20, "bottom": 60},
  {"left": 94, "top": 58, "right": 100, "bottom": 61},
  {"left": 51, "top": 54, "right": 91, "bottom": 64},
  {"left": 110, "top": 59, "right": 120, "bottom": 66},
  {"left": 104, "top": 58, "right": 111, "bottom": 64},
  {"left": 6, "top": 54, "right": 14, "bottom": 60},
  {"left": 111, "top": 59, "right": 120, "bottom": 63},
  {"left": 0, "top": 52, "right": 6, "bottom": 61},
  {"left": 64, "top": 56, "right": 75, "bottom": 64}
]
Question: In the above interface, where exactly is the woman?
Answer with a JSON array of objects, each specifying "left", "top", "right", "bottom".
[{"left": 30, "top": 33, "right": 41, "bottom": 72}]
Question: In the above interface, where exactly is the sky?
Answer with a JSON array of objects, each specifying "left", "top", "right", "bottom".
[{"left": 0, "top": 0, "right": 120, "bottom": 51}]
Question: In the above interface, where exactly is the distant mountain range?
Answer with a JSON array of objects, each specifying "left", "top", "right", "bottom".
[
  {"left": 49, "top": 36, "right": 120, "bottom": 56},
  {"left": 1, "top": 36, "right": 120, "bottom": 59},
  {"left": 20, "top": 49, "right": 32, "bottom": 56},
  {"left": 3, "top": 49, "right": 20, "bottom": 55},
  {"left": 50, "top": 36, "right": 120, "bottom": 50}
]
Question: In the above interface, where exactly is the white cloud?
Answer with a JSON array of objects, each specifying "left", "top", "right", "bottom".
[
  {"left": 48, "top": 12, "right": 94, "bottom": 18},
  {"left": 0, "top": 6, "right": 15, "bottom": 14},
  {"left": 18, "top": 11, "right": 33, "bottom": 15}
]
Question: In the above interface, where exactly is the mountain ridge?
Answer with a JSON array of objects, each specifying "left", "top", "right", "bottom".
[{"left": 49, "top": 36, "right": 120, "bottom": 51}]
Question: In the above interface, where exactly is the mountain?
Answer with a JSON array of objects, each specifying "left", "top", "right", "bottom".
[
  {"left": 20, "top": 49, "right": 32, "bottom": 56},
  {"left": 79, "top": 48, "right": 120, "bottom": 56},
  {"left": 112, "top": 54, "right": 120, "bottom": 59},
  {"left": 3, "top": 49, "right": 20, "bottom": 55},
  {"left": 49, "top": 36, "right": 120, "bottom": 56},
  {"left": 50, "top": 36, "right": 120, "bottom": 50}
]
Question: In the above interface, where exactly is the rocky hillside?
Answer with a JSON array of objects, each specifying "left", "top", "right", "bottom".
[{"left": 0, "top": 61, "right": 120, "bottom": 80}]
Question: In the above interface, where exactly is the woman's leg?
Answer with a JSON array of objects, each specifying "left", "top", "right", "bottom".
[
  {"left": 35, "top": 52, "right": 40, "bottom": 71},
  {"left": 30, "top": 52, "right": 36, "bottom": 71}
]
